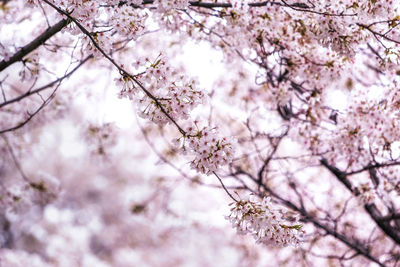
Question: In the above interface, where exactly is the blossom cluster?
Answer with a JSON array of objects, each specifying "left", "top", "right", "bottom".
[
  {"left": 53, "top": 0, "right": 98, "bottom": 33},
  {"left": 81, "top": 31, "right": 113, "bottom": 58},
  {"left": 137, "top": 77, "right": 205, "bottom": 124},
  {"left": 112, "top": 5, "right": 147, "bottom": 39},
  {"left": 156, "top": 0, "right": 189, "bottom": 11},
  {"left": 226, "top": 196, "right": 303, "bottom": 247},
  {"left": 117, "top": 56, "right": 205, "bottom": 124},
  {"left": 115, "top": 55, "right": 235, "bottom": 174},
  {"left": 174, "top": 125, "right": 235, "bottom": 175},
  {"left": 4, "top": 0, "right": 400, "bottom": 263},
  {"left": 289, "top": 84, "right": 400, "bottom": 170}
]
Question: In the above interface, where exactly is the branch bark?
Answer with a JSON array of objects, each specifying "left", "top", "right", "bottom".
[
  {"left": 234, "top": 167, "right": 385, "bottom": 266},
  {"left": 43, "top": 0, "right": 188, "bottom": 135},
  {"left": 0, "top": 19, "right": 69, "bottom": 73},
  {"left": 118, "top": 0, "right": 356, "bottom": 16},
  {"left": 320, "top": 158, "right": 400, "bottom": 246}
]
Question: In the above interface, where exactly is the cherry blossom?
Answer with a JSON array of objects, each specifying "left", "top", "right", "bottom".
[
  {"left": 1, "top": 0, "right": 400, "bottom": 266},
  {"left": 174, "top": 125, "right": 235, "bottom": 174},
  {"left": 226, "top": 195, "right": 304, "bottom": 247}
]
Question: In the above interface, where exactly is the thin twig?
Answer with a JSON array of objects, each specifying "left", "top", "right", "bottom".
[
  {"left": 213, "top": 171, "right": 238, "bottom": 202},
  {"left": 43, "top": 0, "right": 187, "bottom": 135}
]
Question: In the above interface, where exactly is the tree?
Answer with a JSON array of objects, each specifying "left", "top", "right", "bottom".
[{"left": 1, "top": 0, "right": 400, "bottom": 266}]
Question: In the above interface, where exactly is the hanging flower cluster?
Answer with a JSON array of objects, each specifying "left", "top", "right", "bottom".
[
  {"left": 226, "top": 196, "right": 304, "bottom": 247},
  {"left": 116, "top": 55, "right": 235, "bottom": 174},
  {"left": 117, "top": 56, "right": 205, "bottom": 124},
  {"left": 175, "top": 126, "right": 235, "bottom": 175},
  {"left": 137, "top": 78, "right": 205, "bottom": 124}
]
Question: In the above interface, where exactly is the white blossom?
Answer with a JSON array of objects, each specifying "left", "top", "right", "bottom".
[{"left": 226, "top": 196, "right": 304, "bottom": 247}]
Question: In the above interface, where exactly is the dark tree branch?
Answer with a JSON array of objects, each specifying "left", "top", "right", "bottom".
[
  {"left": 234, "top": 167, "right": 384, "bottom": 266},
  {"left": 347, "top": 161, "right": 400, "bottom": 176},
  {"left": 129, "top": 0, "right": 357, "bottom": 16},
  {"left": 0, "top": 19, "right": 69, "bottom": 73},
  {"left": 257, "top": 130, "right": 287, "bottom": 185},
  {"left": 378, "top": 213, "right": 400, "bottom": 222},
  {"left": 189, "top": 0, "right": 273, "bottom": 8},
  {"left": 125, "top": 0, "right": 276, "bottom": 8},
  {"left": 357, "top": 23, "right": 400, "bottom": 45},
  {"left": 43, "top": 0, "right": 188, "bottom": 136},
  {"left": 320, "top": 159, "right": 400, "bottom": 246}
]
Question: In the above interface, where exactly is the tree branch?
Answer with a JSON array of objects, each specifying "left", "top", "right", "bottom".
[
  {"left": 234, "top": 167, "right": 384, "bottom": 266},
  {"left": 0, "top": 19, "right": 69, "bottom": 73},
  {"left": 0, "top": 55, "right": 92, "bottom": 109},
  {"left": 117, "top": 0, "right": 357, "bottom": 16},
  {"left": 320, "top": 158, "right": 400, "bottom": 246},
  {"left": 43, "top": 0, "right": 187, "bottom": 135}
]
